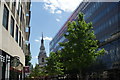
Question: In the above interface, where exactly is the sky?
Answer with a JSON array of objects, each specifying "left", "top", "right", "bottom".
[{"left": 30, "top": 0, "right": 82, "bottom": 67}]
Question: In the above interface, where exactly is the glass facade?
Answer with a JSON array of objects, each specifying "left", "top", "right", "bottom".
[
  {"left": 50, "top": 2, "right": 120, "bottom": 69},
  {"left": 83, "top": 2, "right": 120, "bottom": 43},
  {"left": 82, "top": 2, "right": 120, "bottom": 69}
]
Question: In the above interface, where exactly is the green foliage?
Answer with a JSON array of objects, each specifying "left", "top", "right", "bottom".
[
  {"left": 25, "top": 54, "right": 32, "bottom": 66},
  {"left": 42, "top": 13, "right": 105, "bottom": 77},
  {"left": 59, "top": 12, "right": 105, "bottom": 73},
  {"left": 44, "top": 52, "right": 64, "bottom": 76},
  {"left": 29, "top": 64, "right": 43, "bottom": 78}
]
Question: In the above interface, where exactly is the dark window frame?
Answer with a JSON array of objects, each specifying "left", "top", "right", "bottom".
[
  {"left": 15, "top": 26, "right": 18, "bottom": 43},
  {"left": 2, "top": 5, "right": 9, "bottom": 30},
  {"left": 19, "top": 31, "right": 21, "bottom": 47},
  {"left": 17, "top": 2, "right": 20, "bottom": 15},
  {"left": 22, "top": 37, "right": 23, "bottom": 49},
  {"left": 42, "top": 58, "right": 44, "bottom": 62},
  {"left": 20, "top": 6, "right": 22, "bottom": 21},
  {"left": 10, "top": 16, "right": 14, "bottom": 37}
]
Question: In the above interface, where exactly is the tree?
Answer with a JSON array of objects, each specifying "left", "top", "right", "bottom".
[
  {"left": 44, "top": 52, "right": 64, "bottom": 76},
  {"left": 25, "top": 52, "right": 32, "bottom": 66},
  {"left": 59, "top": 13, "right": 105, "bottom": 78},
  {"left": 29, "top": 64, "right": 42, "bottom": 78}
]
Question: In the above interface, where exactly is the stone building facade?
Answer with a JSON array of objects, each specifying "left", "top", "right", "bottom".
[{"left": 0, "top": 0, "right": 31, "bottom": 79}]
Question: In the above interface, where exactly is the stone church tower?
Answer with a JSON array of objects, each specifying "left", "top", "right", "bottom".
[{"left": 38, "top": 33, "right": 47, "bottom": 67}]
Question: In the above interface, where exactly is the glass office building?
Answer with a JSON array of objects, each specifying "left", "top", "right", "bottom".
[{"left": 50, "top": 2, "right": 120, "bottom": 70}]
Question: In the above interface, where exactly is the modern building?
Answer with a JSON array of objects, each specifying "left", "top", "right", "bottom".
[
  {"left": 50, "top": 2, "right": 120, "bottom": 70},
  {"left": 0, "top": 0, "right": 31, "bottom": 79},
  {"left": 38, "top": 33, "right": 47, "bottom": 67}
]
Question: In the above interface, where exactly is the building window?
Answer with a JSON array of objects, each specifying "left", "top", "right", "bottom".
[
  {"left": 12, "top": 0, "right": 16, "bottom": 7},
  {"left": 17, "top": 2, "right": 20, "bottom": 15},
  {"left": 19, "top": 31, "right": 21, "bottom": 47},
  {"left": 2, "top": 5, "right": 9, "bottom": 30},
  {"left": 10, "top": 16, "right": 14, "bottom": 37},
  {"left": 19, "top": 5, "right": 21, "bottom": 17},
  {"left": 42, "top": 58, "right": 44, "bottom": 62},
  {"left": 15, "top": 26, "right": 18, "bottom": 43},
  {"left": 22, "top": 37, "right": 23, "bottom": 49},
  {"left": 12, "top": 1, "right": 16, "bottom": 15},
  {"left": 20, "top": 6, "right": 22, "bottom": 21}
]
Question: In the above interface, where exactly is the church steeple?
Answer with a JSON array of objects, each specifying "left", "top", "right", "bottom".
[
  {"left": 40, "top": 32, "right": 45, "bottom": 51},
  {"left": 41, "top": 32, "right": 44, "bottom": 45},
  {"left": 38, "top": 33, "right": 47, "bottom": 66}
]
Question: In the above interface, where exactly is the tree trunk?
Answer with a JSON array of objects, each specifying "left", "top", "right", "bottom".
[
  {"left": 77, "top": 74, "right": 80, "bottom": 80},
  {"left": 79, "top": 70, "right": 82, "bottom": 80}
]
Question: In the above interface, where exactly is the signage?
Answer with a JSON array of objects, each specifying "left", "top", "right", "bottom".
[
  {"left": 0, "top": 55, "right": 5, "bottom": 62},
  {"left": 11, "top": 56, "right": 20, "bottom": 67},
  {"left": 24, "top": 66, "right": 30, "bottom": 73}
]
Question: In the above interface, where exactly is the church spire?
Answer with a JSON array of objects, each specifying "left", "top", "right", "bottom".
[
  {"left": 41, "top": 32, "right": 44, "bottom": 45},
  {"left": 38, "top": 33, "right": 47, "bottom": 66},
  {"left": 40, "top": 32, "right": 45, "bottom": 52}
]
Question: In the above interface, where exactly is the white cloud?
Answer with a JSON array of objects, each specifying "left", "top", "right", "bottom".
[
  {"left": 56, "top": 19, "right": 60, "bottom": 22},
  {"left": 44, "top": 3, "right": 57, "bottom": 13},
  {"left": 41, "top": 0, "right": 83, "bottom": 14},
  {"left": 35, "top": 36, "right": 52, "bottom": 43},
  {"left": 35, "top": 39, "right": 40, "bottom": 42},
  {"left": 55, "top": 10, "right": 62, "bottom": 14},
  {"left": 33, "top": 56, "right": 38, "bottom": 59},
  {"left": 43, "top": 37, "right": 52, "bottom": 41}
]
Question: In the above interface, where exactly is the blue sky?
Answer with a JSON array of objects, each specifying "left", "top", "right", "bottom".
[{"left": 30, "top": 0, "right": 82, "bottom": 67}]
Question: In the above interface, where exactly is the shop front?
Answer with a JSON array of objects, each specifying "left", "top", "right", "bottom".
[
  {"left": 0, "top": 50, "right": 6, "bottom": 80},
  {"left": 0, "top": 50, "right": 23, "bottom": 80},
  {"left": 10, "top": 56, "right": 23, "bottom": 80}
]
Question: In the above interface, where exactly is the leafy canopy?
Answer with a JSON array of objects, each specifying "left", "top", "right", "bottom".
[
  {"left": 29, "top": 64, "right": 42, "bottom": 77},
  {"left": 59, "top": 13, "right": 105, "bottom": 73},
  {"left": 44, "top": 52, "right": 64, "bottom": 76}
]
